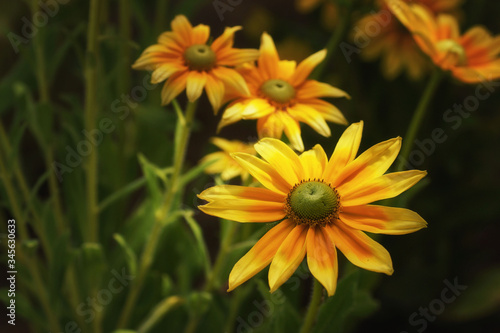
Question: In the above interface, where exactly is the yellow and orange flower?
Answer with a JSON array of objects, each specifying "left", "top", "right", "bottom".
[
  {"left": 218, "top": 33, "right": 349, "bottom": 152},
  {"left": 132, "top": 15, "right": 259, "bottom": 113},
  {"left": 387, "top": 0, "right": 500, "bottom": 83},
  {"left": 201, "top": 137, "right": 256, "bottom": 182},
  {"left": 198, "top": 122, "right": 427, "bottom": 296},
  {"left": 353, "top": 0, "right": 462, "bottom": 80}
]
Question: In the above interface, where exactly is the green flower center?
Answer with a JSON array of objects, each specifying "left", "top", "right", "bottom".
[
  {"left": 286, "top": 180, "right": 340, "bottom": 226},
  {"left": 436, "top": 39, "right": 467, "bottom": 66},
  {"left": 260, "top": 79, "right": 295, "bottom": 104},
  {"left": 184, "top": 44, "right": 216, "bottom": 71}
]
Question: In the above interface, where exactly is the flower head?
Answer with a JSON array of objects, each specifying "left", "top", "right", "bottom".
[
  {"left": 198, "top": 122, "right": 427, "bottom": 296},
  {"left": 387, "top": 0, "right": 500, "bottom": 83},
  {"left": 200, "top": 137, "right": 257, "bottom": 182},
  {"left": 218, "top": 33, "right": 349, "bottom": 152},
  {"left": 353, "top": 0, "right": 462, "bottom": 80},
  {"left": 132, "top": 15, "right": 259, "bottom": 113}
]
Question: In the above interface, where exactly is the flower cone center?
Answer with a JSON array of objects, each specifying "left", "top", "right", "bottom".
[
  {"left": 184, "top": 44, "right": 216, "bottom": 71},
  {"left": 436, "top": 39, "right": 467, "bottom": 66},
  {"left": 261, "top": 79, "right": 295, "bottom": 104},
  {"left": 286, "top": 181, "right": 340, "bottom": 226}
]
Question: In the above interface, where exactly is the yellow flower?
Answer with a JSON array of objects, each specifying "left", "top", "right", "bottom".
[
  {"left": 201, "top": 137, "right": 256, "bottom": 182},
  {"left": 198, "top": 122, "right": 427, "bottom": 296},
  {"left": 353, "top": 0, "right": 462, "bottom": 80},
  {"left": 132, "top": 15, "right": 259, "bottom": 113},
  {"left": 387, "top": 0, "right": 500, "bottom": 83},
  {"left": 218, "top": 33, "right": 349, "bottom": 152}
]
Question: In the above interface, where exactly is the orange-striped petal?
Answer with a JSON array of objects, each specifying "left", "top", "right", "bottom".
[
  {"left": 151, "top": 63, "right": 184, "bottom": 84},
  {"left": 290, "top": 49, "right": 326, "bottom": 86},
  {"left": 232, "top": 152, "right": 291, "bottom": 195},
  {"left": 170, "top": 15, "right": 193, "bottom": 45},
  {"left": 288, "top": 104, "right": 331, "bottom": 137},
  {"left": 254, "top": 138, "right": 303, "bottom": 186},
  {"left": 259, "top": 33, "right": 280, "bottom": 79},
  {"left": 296, "top": 80, "right": 350, "bottom": 99},
  {"left": 191, "top": 24, "right": 210, "bottom": 45},
  {"left": 280, "top": 112, "right": 304, "bottom": 152},
  {"left": 340, "top": 170, "right": 427, "bottom": 206},
  {"left": 205, "top": 75, "right": 225, "bottom": 113},
  {"left": 161, "top": 71, "right": 189, "bottom": 105},
  {"left": 228, "top": 219, "right": 295, "bottom": 291},
  {"left": 306, "top": 226, "right": 338, "bottom": 296},
  {"left": 217, "top": 48, "right": 261, "bottom": 66},
  {"left": 323, "top": 121, "right": 364, "bottom": 184},
  {"left": 303, "top": 99, "right": 348, "bottom": 125},
  {"left": 334, "top": 137, "right": 401, "bottom": 189},
  {"left": 257, "top": 113, "right": 284, "bottom": 140},
  {"left": 340, "top": 205, "right": 428, "bottom": 235},
  {"left": 241, "top": 99, "right": 275, "bottom": 119},
  {"left": 326, "top": 221, "right": 393, "bottom": 275},
  {"left": 186, "top": 71, "right": 207, "bottom": 102},
  {"left": 212, "top": 67, "right": 250, "bottom": 96},
  {"left": 211, "top": 26, "right": 241, "bottom": 53},
  {"left": 218, "top": 102, "right": 245, "bottom": 131},
  {"left": 269, "top": 224, "right": 308, "bottom": 293},
  {"left": 198, "top": 185, "right": 286, "bottom": 222}
]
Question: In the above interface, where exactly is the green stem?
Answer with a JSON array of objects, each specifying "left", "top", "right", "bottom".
[
  {"left": 299, "top": 279, "right": 324, "bottom": 333},
  {"left": 396, "top": 70, "right": 444, "bottom": 172},
  {"left": 85, "top": 0, "right": 101, "bottom": 242},
  {"left": 31, "top": 0, "right": 49, "bottom": 103},
  {"left": 138, "top": 296, "right": 184, "bottom": 333},
  {"left": 311, "top": 0, "right": 354, "bottom": 81},
  {"left": 117, "top": 101, "right": 198, "bottom": 329}
]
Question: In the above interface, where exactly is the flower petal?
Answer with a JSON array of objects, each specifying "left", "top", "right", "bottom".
[
  {"left": 205, "top": 74, "right": 225, "bottom": 113},
  {"left": 257, "top": 113, "right": 284, "bottom": 140},
  {"left": 340, "top": 170, "right": 427, "bottom": 206},
  {"left": 326, "top": 222, "right": 393, "bottom": 275},
  {"left": 232, "top": 153, "right": 291, "bottom": 195},
  {"left": 296, "top": 80, "right": 350, "bottom": 100},
  {"left": 259, "top": 33, "right": 280, "bottom": 79},
  {"left": 217, "top": 48, "right": 261, "bottom": 66},
  {"left": 300, "top": 144, "right": 327, "bottom": 180},
  {"left": 151, "top": 63, "right": 184, "bottom": 84},
  {"left": 323, "top": 121, "right": 363, "bottom": 184},
  {"left": 306, "top": 226, "right": 338, "bottom": 296},
  {"left": 212, "top": 67, "right": 250, "bottom": 96},
  {"left": 186, "top": 71, "right": 207, "bottom": 102},
  {"left": 191, "top": 24, "right": 210, "bottom": 45},
  {"left": 254, "top": 138, "right": 303, "bottom": 186},
  {"left": 211, "top": 26, "right": 241, "bottom": 53},
  {"left": 161, "top": 71, "right": 189, "bottom": 105},
  {"left": 269, "top": 224, "right": 308, "bottom": 293},
  {"left": 340, "top": 205, "right": 428, "bottom": 235},
  {"left": 241, "top": 99, "right": 275, "bottom": 119},
  {"left": 335, "top": 137, "right": 402, "bottom": 189},
  {"left": 303, "top": 99, "right": 348, "bottom": 125},
  {"left": 290, "top": 49, "right": 326, "bottom": 86},
  {"left": 198, "top": 185, "right": 286, "bottom": 222},
  {"left": 171, "top": 15, "right": 193, "bottom": 45},
  {"left": 288, "top": 104, "right": 331, "bottom": 137},
  {"left": 280, "top": 112, "right": 304, "bottom": 152},
  {"left": 218, "top": 102, "right": 245, "bottom": 131},
  {"left": 228, "top": 219, "right": 296, "bottom": 291}
]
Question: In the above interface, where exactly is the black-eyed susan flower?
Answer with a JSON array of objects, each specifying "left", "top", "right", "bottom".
[
  {"left": 132, "top": 15, "right": 259, "bottom": 113},
  {"left": 198, "top": 122, "right": 427, "bottom": 296},
  {"left": 353, "top": 0, "right": 462, "bottom": 80},
  {"left": 200, "top": 137, "right": 256, "bottom": 182},
  {"left": 218, "top": 33, "right": 349, "bottom": 152},
  {"left": 387, "top": 0, "right": 500, "bottom": 83}
]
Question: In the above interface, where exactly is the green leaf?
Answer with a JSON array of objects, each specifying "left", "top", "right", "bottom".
[
  {"left": 313, "top": 270, "right": 380, "bottom": 333},
  {"left": 78, "top": 243, "right": 107, "bottom": 293},
  {"left": 182, "top": 211, "right": 211, "bottom": 278},
  {"left": 113, "top": 233, "right": 138, "bottom": 277},
  {"left": 138, "top": 153, "right": 164, "bottom": 206}
]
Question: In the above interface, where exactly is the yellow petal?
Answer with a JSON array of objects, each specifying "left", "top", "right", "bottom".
[
  {"left": 217, "top": 48, "right": 261, "bottom": 66},
  {"left": 326, "top": 222, "right": 393, "bottom": 275},
  {"left": 228, "top": 219, "right": 295, "bottom": 291},
  {"left": 161, "top": 71, "right": 189, "bottom": 105},
  {"left": 300, "top": 144, "right": 327, "bottom": 180},
  {"left": 296, "top": 80, "right": 350, "bottom": 100},
  {"left": 279, "top": 112, "right": 304, "bottom": 152},
  {"left": 269, "top": 224, "right": 308, "bottom": 293},
  {"left": 323, "top": 121, "right": 364, "bottom": 185},
  {"left": 340, "top": 170, "right": 427, "bottom": 206},
  {"left": 340, "top": 205, "right": 428, "bottom": 235},
  {"left": 211, "top": 26, "right": 241, "bottom": 53},
  {"left": 304, "top": 99, "right": 347, "bottom": 125},
  {"left": 254, "top": 138, "right": 304, "bottom": 187},
  {"left": 205, "top": 75, "right": 225, "bottom": 114},
  {"left": 257, "top": 113, "right": 284, "bottom": 140},
  {"left": 186, "top": 71, "right": 207, "bottom": 102},
  {"left": 232, "top": 153, "right": 291, "bottom": 195},
  {"left": 334, "top": 137, "right": 401, "bottom": 189},
  {"left": 277, "top": 60, "right": 297, "bottom": 81},
  {"left": 198, "top": 185, "right": 286, "bottom": 222},
  {"left": 191, "top": 24, "right": 210, "bottom": 45},
  {"left": 218, "top": 102, "right": 245, "bottom": 131},
  {"left": 288, "top": 104, "right": 331, "bottom": 137},
  {"left": 212, "top": 67, "right": 250, "bottom": 96},
  {"left": 170, "top": 15, "right": 193, "bottom": 45},
  {"left": 241, "top": 99, "right": 275, "bottom": 119},
  {"left": 306, "top": 226, "right": 338, "bottom": 296},
  {"left": 259, "top": 33, "right": 280, "bottom": 79},
  {"left": 290, "top": 49, "right": 326, "bottom": 86},
  {"left": 151, "top": 63, "right": 184, "bottom": 84}
]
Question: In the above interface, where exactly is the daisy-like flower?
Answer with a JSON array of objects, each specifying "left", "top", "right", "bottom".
[
  {"left": 132, "top": 15, "right": 259, "bottom": 113},
  {"left": 353, "top": 0, "right": 462, "bottom": 80},
  {"left": 387, "top": 0, "right": 500, "bottom": 83},
  {"left": 201, "top": 137, "right": 256, "bottom": 182},
  {"left": 198, "top": 122, "right": 427, "bottom": 296},
  {"left": 218, "top": 33, "right": 349, "bottom": 152}
]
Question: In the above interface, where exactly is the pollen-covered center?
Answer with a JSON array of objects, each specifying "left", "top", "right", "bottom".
[
  {"left": 436, "top": 39, "right": 467, "bottom": 66},
  {"left": 184, "top": 44, "right": 216, "bottom": 71},
  {"left": 285, "top": 180, "right": 340, "bottom": 226},
  {"left": 260, "top": 79, "right": 295, "bottom": 104}
]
